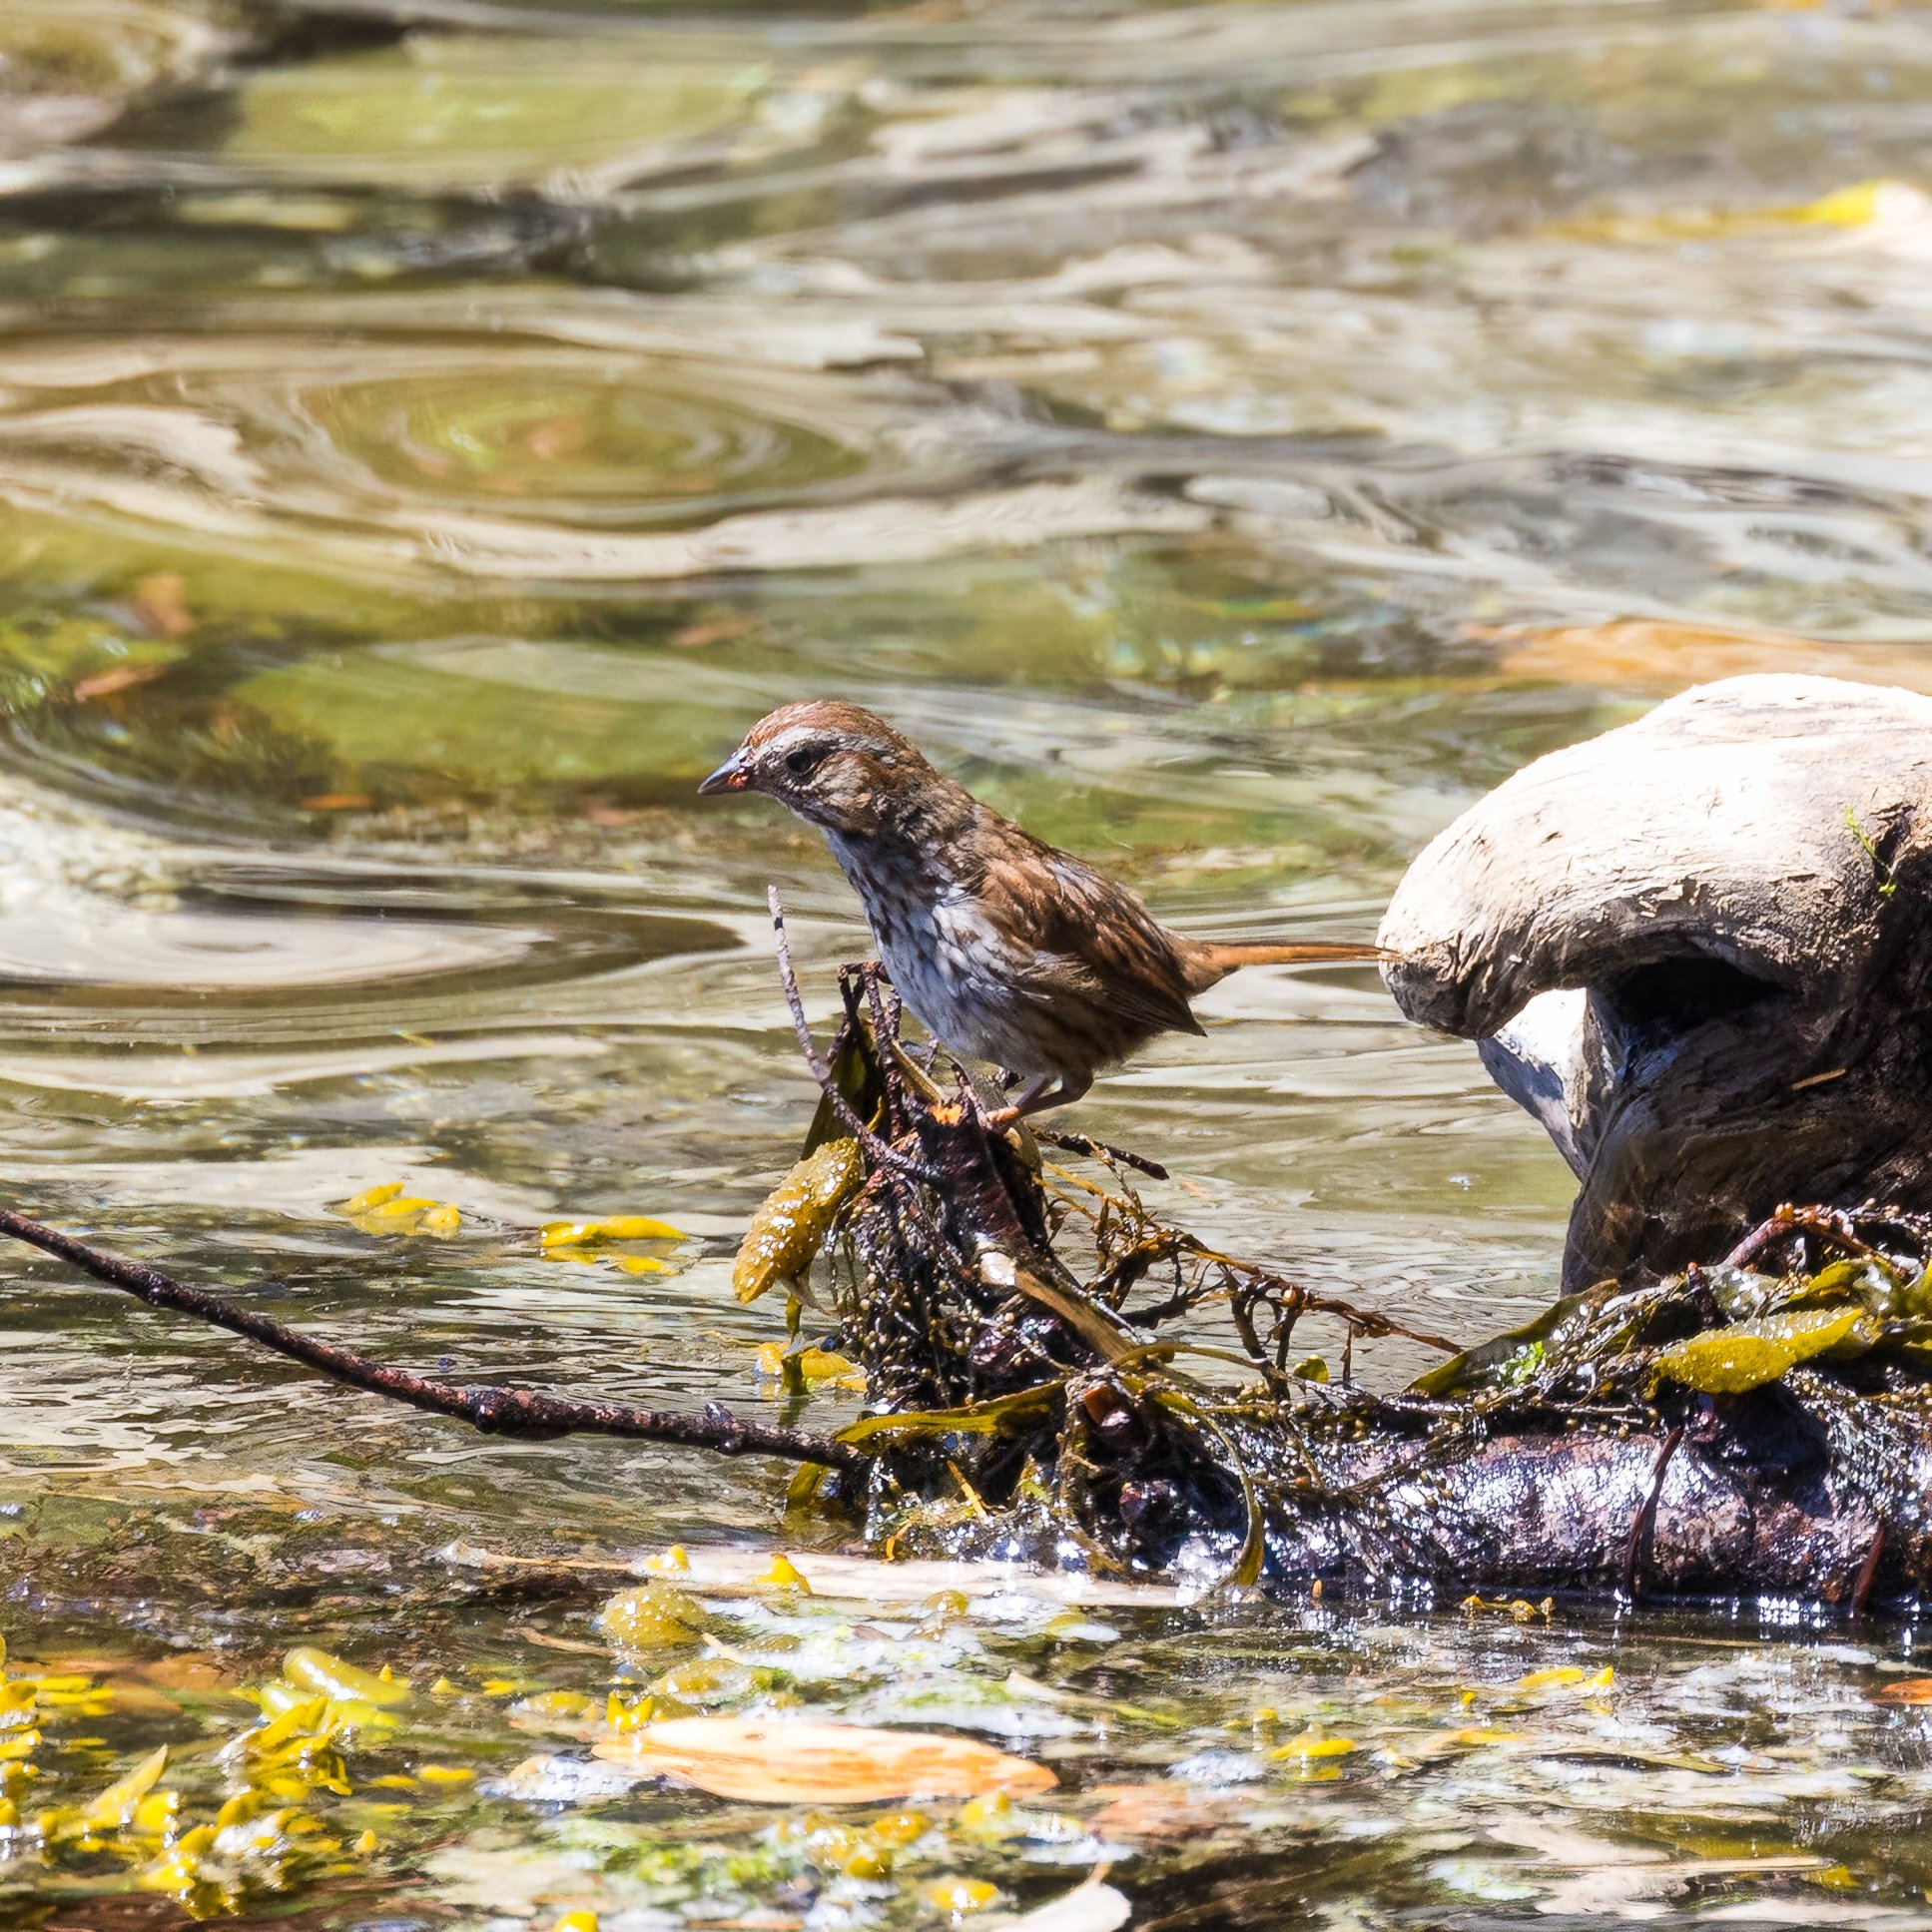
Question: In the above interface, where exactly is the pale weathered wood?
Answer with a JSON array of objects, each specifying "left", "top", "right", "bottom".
[{"left": 1379, "top": 674, "right": 1932, "bottom": 1287}]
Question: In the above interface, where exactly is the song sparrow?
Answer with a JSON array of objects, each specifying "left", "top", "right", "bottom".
[{"left": 700, "top": 700, "right": 1385, "bottom": 1123}]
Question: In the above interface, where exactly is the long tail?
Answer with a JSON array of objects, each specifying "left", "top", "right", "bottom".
[{"left": 1182, "top": 938, "right": 1391, "bottom": 993}]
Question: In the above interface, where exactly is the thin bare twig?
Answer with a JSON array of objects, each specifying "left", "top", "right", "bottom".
[
  {"left": 1851, "top": 1523, "right": 1886, "bottom": 1618},
  {"left": 768, "top": 888, "right": 938, "bottom": 1179},
  {"left": 1722, "top": 1203, "right": 1880, "bottom": 1272},
  {"left": 1031, "top": 1127, "right": 1169, "bottom": 1183},
  {"left": 856, "top": 963, "right": 913, "bottom": 1139},
  {"left": 1620, "top": 1422, "right": 1684, "bottom": 1601},
  {"left": 0, "top": 1204, "right": 869, "bottom": 1471}
]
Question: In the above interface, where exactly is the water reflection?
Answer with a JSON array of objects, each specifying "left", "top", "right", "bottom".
[{"left": 3, "top": 0, "right": 1932, "bottom": 1922}]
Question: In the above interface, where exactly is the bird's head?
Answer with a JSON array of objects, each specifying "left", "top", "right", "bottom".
[{"left": 698, "top": 700, "right": 938, "bottom": 837}]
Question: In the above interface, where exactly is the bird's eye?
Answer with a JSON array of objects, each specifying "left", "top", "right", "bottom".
[{"left": 786, "top": 744, "right": 829, "bottom": 778}]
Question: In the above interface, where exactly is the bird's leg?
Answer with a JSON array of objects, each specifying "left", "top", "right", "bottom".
[
  {"left": 982, "top": 1075, "right": 1050, "bottom": 1129},
  {"left": 982, "top": 1070, "right": 1091, "bottom": 1131}
]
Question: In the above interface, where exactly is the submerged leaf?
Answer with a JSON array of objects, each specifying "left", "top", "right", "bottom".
[
  {"left": 1003, "top": 1880, "right": 1132, "bottom": 1932},
  {"left": 283, "top": 1647, "right": 411, "bottom": 1708},
  {"left": 597, "top": 1583, "right": 702, "bottom": 1654},
  {"left": 924, "top": 1877, "right": 1002, "bottom": 1915},
  {"left": 82, "top": 1744, "right": 169, "bottom": 1829},
  {"left": 593, "top": 1715, "right": 1055, "bottom": 1803},
  {"left": 1869, "top": 1677, "right": 1932, "bottom": 1705}
]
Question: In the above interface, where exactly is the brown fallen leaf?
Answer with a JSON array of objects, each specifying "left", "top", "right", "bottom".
[
  {"left": 592, "top": 1716, "right": 1055, "bottom": 1803},
  {"left": 670, "top": 614, "right": 759, "bottom": 650},
  {"left": 72, "top": 661, "right": 172, "bottom": 702},
  {"left": 507, "top": 1624, "right": 608, "bottom": 1656},
  {"left": 1089, "top": 1781, "right": 1256, "bottom": 1837},
  {"left": 1495, "top": 617, "right": 1932, "bottom": 700},
  {"left": 130, "top": 571, "right": 196, "bottom": 638},
  {"left": 1870, "top": 1677, "right": 1932, "bottom": 1704}
]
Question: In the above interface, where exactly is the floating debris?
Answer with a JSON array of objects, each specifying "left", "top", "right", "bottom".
[{"left": 591, "top": 1715, "right": 1056, "bottom": 1803}]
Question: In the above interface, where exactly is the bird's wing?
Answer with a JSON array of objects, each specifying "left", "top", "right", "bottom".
[{"left": 972, "top": 830, "right": 1206, "bottom": 1040}]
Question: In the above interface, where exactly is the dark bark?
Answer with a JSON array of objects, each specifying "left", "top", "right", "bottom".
[{"left": 1247, "top": 1388, "right": 1920, "bottom": 1605}]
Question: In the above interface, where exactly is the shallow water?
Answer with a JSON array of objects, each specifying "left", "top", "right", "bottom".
[{"left": 5, "top": 0, "right": 1932, "bottom": 1922}]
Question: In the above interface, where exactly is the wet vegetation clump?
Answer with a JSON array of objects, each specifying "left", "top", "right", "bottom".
[{"left": 753, "top": 944, "right": 1932, "bottom": 1608}]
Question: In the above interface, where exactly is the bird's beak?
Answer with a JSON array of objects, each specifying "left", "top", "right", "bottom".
[{"left": 698, "top": 750, "right": 751, "bottom": 797}]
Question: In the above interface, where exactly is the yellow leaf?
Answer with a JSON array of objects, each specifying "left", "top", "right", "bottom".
[
  {"left": 1553, "top": 179, "right": 1925, "bottom": 246},
  {"left": 798, "top": 1346, "right": 862, "bottom": 1384},
  {"left": 1519, "top": 1666, "right": 1586, "bottom": 1690},
  {"left": 958, "top": 1792, "right": 1016, "bottom": 1835},
  {"left": 283, "top": 1647, "right": 411, "bottom": 1708},
  {"left": 607, "top": 1690, "right": 654, "bottom": 1732},
  {"left": 1269, "top": 1733, "right": 1358, "bottom": 1760},
  {"left": 733, "top": 1139, "right": 863, "bottom": 1302},
  {"left": 363, "top": 1195, "right": 437, "bottom": 1220},
  {"left": 756, "top": 1342, "right": 866, "bottom": 1389},
  {"left": 925, "top": 1877, "right": 1001, "bottom": 1916},
  {"left": 414, "top": 1764, "right": 475, "bottom": 1785},
  {"left": 342, "top": 1182, "right": 406, "bottom": 1213},
  {"left": 83, "top": 1744, "right": 169, "bottom": 1829},
  {"left": 868, "top": 1808, "right": 932, "bottom": 1846},
  {"left": 593, "top": 1717, "right": 1056, "bottom": 1803},
  {"left": 421, "top": 1203, "right": 462, "bottom": 1237},
  {"left": 760, "top": 1553, "right": 813, "bottom": 1592},
  {"left": 1655, "top": 1304, "right": 1868, "bottom": 1395},
  {"left": 541, "top": 1215, "right": 684, "bottom": 1248},
  {"left": 554, "top": 1915, "right": 600, "bottom": 1932},
  {"left": 131, "top": 1789, "right": 180, "bottom": 1836}
]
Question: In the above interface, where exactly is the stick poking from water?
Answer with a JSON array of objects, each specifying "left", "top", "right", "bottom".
[{"left": 0, "top": 1203, "right": 869, "bottom": 1471}]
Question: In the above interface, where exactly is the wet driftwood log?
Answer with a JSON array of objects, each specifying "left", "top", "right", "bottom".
[{"left": 1379, "top": 674, "right": 1932, "bottom": 1291}]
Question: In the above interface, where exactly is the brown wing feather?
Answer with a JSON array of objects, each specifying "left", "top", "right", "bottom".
[{"left": 966, "top": 824, "right": 1205, "bottom": 1044}]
